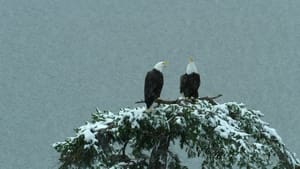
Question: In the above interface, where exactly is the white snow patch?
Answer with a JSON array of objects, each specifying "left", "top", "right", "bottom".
[
  {"left": 78, "top": 122, "right": 99, "bottom": 145},
  {"left": 263, "top": 125, "right": 282, "bottom": 143},
  {"left": 118, "top": 107, "right": 148, "bottom": 128},
  {"left": 215, "top": 126, "right": 230, "bottom": 139},
  {"left": 175, "top": 116, "right": 186, "bottom": 127}
]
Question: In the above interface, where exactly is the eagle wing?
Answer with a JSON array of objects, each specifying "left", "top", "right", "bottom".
[
  {"left": 180, "top": 74, "right": 188, "bottom": 95},
  {"left": 144, "top": 70, "right": 163, "bottom": 101},
  {"left": 192, "top": 73, "right": 201, "bottom": 90}
]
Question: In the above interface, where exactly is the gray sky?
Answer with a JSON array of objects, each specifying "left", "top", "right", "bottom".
[{"left": 0, "top": 0, "right": 299, "bottom": 168}]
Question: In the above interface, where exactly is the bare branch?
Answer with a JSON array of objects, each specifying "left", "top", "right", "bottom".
[
  {"left": 199, "top": 94, "right": 223, "bottom": 105},
  {"left": 199, "top": 94, "right": 222, "bottom": 100},
  {"left": 135, "top": 94, "right": 222, "bottom": 105}
]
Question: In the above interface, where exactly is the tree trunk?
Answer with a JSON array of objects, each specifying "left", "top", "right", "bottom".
[{"left": 148, "top": 134, "right": 170, "bottom": 169}]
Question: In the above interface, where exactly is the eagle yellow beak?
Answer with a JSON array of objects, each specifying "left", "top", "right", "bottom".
[
  {"left": 188, "top": 56, "right": 193, "bottom": 63},
  {"left": 163, "top": 61, "right": 168, "bottom": 66}
]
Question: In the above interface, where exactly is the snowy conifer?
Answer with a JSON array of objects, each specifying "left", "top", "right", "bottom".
[{"left": 53, "top": 100, "right": 300, "bottom": 169}]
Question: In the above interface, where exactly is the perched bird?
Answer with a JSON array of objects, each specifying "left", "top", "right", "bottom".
[
  {"left": 180, "top": 57, "right": 201, "bottom": 98},
  {"left": 144, "top": 61, "right": 167, "bottom": 112}
]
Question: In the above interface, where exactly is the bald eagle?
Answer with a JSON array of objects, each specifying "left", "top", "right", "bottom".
[
  {"left": 144, "top": 61, "right": 167, "bottom": 111},
  {"left": 180, "top": 58, "right": 200, "bottom": 98}
]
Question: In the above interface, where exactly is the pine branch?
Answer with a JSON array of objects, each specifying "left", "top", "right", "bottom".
[{"left": 135, "top": 94, "right": 222, "bottom": 105}]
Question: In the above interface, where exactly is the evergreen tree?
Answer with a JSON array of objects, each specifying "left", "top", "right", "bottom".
[{"left": 53, "top": 99, "right": 300, "bottom": 169}]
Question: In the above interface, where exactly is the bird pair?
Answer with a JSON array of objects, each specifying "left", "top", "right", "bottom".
[{"left": 144, "top": 58, "right": 201, "bottom": 112}]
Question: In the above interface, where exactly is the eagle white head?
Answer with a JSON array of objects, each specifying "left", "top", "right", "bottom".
[
  {"left": 154, "top": 61, "right": 168, "bottom": 72},
  {"left": 186, "top": 57, "right": 198, "bottom": 74}
]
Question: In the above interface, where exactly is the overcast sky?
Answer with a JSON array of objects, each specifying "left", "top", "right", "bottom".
[{"left": 0, "top": 0, "right": 299, "bottom": 168}]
